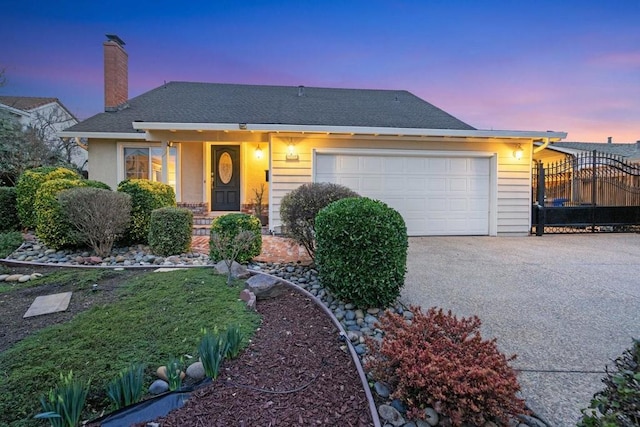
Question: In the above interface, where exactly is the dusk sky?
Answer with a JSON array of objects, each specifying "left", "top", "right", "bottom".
[{"left": 2, "top": 0, "right": 638, "bottom": 142}]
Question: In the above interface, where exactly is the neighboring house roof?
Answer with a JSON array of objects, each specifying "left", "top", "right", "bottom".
[
  {"left": 549, "top": 141, "right": 640, "bottom": 161},
  {"left": 65, "top": 82, "right": 476, "bottom": 134},
  {"left": 0, "top": 96, "right": 78, "bottom": 121}
]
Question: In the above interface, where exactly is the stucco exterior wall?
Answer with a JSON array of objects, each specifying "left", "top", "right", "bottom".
[
  {"left": 268, "top": 134, "right": 533, "bottom": 236},
  {"left": 87, "top": 139, "right": 118, "bottom": 189},
  {"left": 180, "top": 142, "right": 204, "bottom": 203}
]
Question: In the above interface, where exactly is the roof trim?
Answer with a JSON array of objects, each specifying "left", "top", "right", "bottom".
[
  {"left": 0, "top": 103, "right": 30, "bottom": 117},
  {"left": 131, "top": 122, "right": 567, "bottom": 140},
  {"left": 57, "top": 131, "right": 147, "bottom": 140}
]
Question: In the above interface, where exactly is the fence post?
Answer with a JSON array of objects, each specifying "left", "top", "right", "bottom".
[
  {"left": 591, "top": 150, "right": 597, "bottom": 232},
  {"left": 536, "top": 161, "right": 545, "bottom": 236}
]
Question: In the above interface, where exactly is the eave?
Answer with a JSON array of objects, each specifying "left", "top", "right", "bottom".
[{"left": 131, "top": 122, "right": 567, "bottom": 140}]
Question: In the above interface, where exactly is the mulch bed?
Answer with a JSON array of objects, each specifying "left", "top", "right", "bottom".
[{"left": 149, "top": 290, "right": 374, "bottom": 426}]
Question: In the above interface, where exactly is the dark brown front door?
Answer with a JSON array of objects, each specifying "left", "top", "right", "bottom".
[{"left": 212, "top": 146, "right": 240, "bottom": 211}]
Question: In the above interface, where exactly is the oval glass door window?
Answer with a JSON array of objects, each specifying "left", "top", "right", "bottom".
[{"left": 219, "top": 152, "right": 233, "bottom": 184}]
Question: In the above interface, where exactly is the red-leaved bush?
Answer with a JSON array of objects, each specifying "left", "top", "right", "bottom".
[{"left": 365, "top": 306, "right": 527, "bottom": 426}]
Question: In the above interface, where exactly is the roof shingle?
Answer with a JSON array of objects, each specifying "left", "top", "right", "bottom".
[{"left": 66, "top": 82, "right": 475, "bottom": 133}]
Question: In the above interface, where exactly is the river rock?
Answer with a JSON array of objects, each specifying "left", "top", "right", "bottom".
[
  {"left": 149, "top": 379, "right": 169, "bottom": 395},
  {"left": 374, "top": 381, "right": 390, "bottom": 398},
  {"left": 18, "top": 275, "right": 31, "bottom": 283},
  {"left": 214, "top": 261, "right": 249, "bottom": 279},
  {"left": 186, "top": 361, "right": 205, "bottom": 381},
  {"left": 378, "top": 404, "right": 405, "bottom": 426},
  {"left": 5, "top": 274, "right": 22, "bottom": 282},
  {"left": 421, "top": 407, "right": 439, "bottom": 426}
]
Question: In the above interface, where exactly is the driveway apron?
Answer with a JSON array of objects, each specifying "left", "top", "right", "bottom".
[{"left": 400, "top": 234, "right": 640, "bottom": 426}]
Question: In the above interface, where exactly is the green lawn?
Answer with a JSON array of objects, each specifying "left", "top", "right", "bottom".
[
  {"left": 0, "top": 231, "right": 22, "bottom": 259},
  {"left": 0, "top": 268, "right": 260, "bottom": 427}
]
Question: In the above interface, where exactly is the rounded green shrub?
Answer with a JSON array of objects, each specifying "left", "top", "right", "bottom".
[
  {"left": 148, "top": 207, "right": 194, "bottom": 256},
  {"left": 117, "top": 179, "right": 176, "bottom": 244},
  {"left": 16, "top": 166, "right": 80, "bottom": 229},
  {"left": 34, "top": 179, "right": 109, "bottom": 249},
  {"left": 315, "top": 197, "right": 408, "bottom": 308},
  {"left": 209, "top": 213, "right": 262, "bottom": 264},
  {"left": 280, "top": 182, "right": 359, "bottom": 259},
  {"left": 0, "top": 187, "right": 20, "bottom": 232}
]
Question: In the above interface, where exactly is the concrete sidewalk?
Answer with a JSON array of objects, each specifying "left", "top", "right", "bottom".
[{"left": 400, "top": 234, "right": 640, "bottom": 426}]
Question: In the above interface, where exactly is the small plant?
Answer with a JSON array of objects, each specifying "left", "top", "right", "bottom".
[
  {"left": 279, "top": 182, "right": 359, "bottom": 259},
  {"left": 117, "top": 179, "right": 176, "bottom": 244},
  {"left": 0, "top": 187, "right": 20, "bottom": 232},
  {"left": 198, "top": 328, "right": 229, "bottom": 380},
  {"left": 209, "top": 213, "right": 261, "bottom": 264},
  {"left": 224, "top": 324, "right": 245, "bottom": 359},
  {"left": 105, "top": 362, "right": 146, "bottom": 410},
  {"left": 366, "top": 306, "right": 526, "bottom": 426},
  {"left": 252, "top": 184, "right": 267, "bottom": 224},
  {"left": 315, "top": 197, "right": 407, "bottom": 308},
  {"left": 148, "top": 207, "right": 193, "bottom": 256},
  {"left": 165, "top": 358, "right": 184, "bottom": 391},
  {"left": 210, "top": 230, "right": 257, "bottom": 285},
  {"left": 579, "top": 339, "right": 640, "bottom": 427},
  {"left": 34, "top": 371, "right": 90, "bottom": 427},
  {"left": 59, "top": 187, "right": 131, "bottom": 257}
]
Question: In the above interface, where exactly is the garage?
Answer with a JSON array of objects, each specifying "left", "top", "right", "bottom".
[{"left": 314, "top": 151, "right": 491, "bottom": 236}]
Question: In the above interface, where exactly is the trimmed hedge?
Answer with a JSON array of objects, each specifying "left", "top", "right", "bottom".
[
  {"left": 148, "top": 207, "right": 193, "bottom": 256},
  {"left": 16, "top": 166, "right": 80, "bottom": 229},
  {"left": 315, "top": 197, "right": 408, "bottom": 308},
  {"left": 209, "top": 213, "right": 262, "bottom": 264},
  {"left": 280, "top": 182, "right": 359, "bottom": 259},
  {"left": 35, "top": 179, "right": 110, "bottom": 249},
  {"left": 117, "top": 179, "right": 176, "bottom": 244},
  {"left": 0, "top": 187, "right": 20, "bottom": 232}
]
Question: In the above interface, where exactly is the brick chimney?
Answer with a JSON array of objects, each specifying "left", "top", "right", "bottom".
[{"left": 103, "top": 34, "right": 128, "bottom": 112}]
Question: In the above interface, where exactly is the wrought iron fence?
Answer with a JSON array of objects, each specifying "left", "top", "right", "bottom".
[{"left": 532, "top": 150, "right": 640, "bottom": 234}]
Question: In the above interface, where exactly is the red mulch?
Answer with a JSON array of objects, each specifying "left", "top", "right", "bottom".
[{"left": 149, "top": 290, "right": 374, "bottom": 426}]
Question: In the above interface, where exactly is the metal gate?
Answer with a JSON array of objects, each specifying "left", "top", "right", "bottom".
[{"left": 532, "top": 150, "right": 640, "bottom": 235}]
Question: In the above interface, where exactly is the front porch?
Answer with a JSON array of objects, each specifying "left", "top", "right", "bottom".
[{"left": 190, "top": 234, "right": 311, "bottom": 265}]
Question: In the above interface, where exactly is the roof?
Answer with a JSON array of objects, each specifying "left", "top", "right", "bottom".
[
  {"left": 0, "top": 96, "right": 59, "bottom": 111},
  {"left": 65, "top": 82, "right": 476, "bottom": 134},
  {"left": 0, "top": 96, "right": 77, "bottom": 121},
  {"left": 550, "top": 141, "right": 640, "bottom": 160}
]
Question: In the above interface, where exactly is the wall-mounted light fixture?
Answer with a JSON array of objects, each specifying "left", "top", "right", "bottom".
[
  {"left": 286, "top": 140, "right": 299, "bottom": 160},
  {"left": 513, "top": 143, "right": 523, "bottom": 160},
  {"left": 255, "top": 144, "right": 263, "bottom": 159}
]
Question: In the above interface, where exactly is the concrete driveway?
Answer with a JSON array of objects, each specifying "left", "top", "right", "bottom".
[{"left": 400, "top": 234, "right": 640, "bottom": 427}]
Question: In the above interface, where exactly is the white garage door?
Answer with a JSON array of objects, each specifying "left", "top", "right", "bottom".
[{"left": 315, "top": 152, "right": 490, "bottom": 236}]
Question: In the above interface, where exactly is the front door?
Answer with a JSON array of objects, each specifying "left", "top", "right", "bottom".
[{"left": 212, "top": 146, "right": 240, "bottom": 211}]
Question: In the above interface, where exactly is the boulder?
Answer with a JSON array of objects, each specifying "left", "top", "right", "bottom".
[
  {"left": 214, "top": 261, "right": 250, "bottom": 279},
  {"left": 156, "top": 366, "right": 186, "bottom": 382},
  {"left": 239, "top": 289, "right": 256, "bottom": 310},
  {"left": 245, "top": 274, "right": 286, "bottom": 300},
  {"left": 5, "top": 274, "right": 22, "bottom": 282}
]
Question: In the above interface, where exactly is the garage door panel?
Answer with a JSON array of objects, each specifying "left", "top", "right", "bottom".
[{"left": 316, "top": 153, "right": 490, "bottom": 235}]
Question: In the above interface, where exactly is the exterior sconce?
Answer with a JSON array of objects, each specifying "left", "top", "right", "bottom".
[
  {"left": 255, "top": 144, "right": 263, "bottom": 159},
  {"left": 513, "top": 144, "right": 523, "bottom": 160},
  {"left": 286, "top": 143, "right": 299, "bottom": 160}
]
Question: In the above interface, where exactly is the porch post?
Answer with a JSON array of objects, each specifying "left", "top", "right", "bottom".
[
  {"left": 161, "top": 140, "right": 170, "bottom": 185},
  {"left": 536, "top": 161, "right": 545, "bottom": 236}
]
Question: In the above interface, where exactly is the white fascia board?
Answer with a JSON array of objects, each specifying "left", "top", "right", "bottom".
[
  {"left": 57, "top": 131, "right": 147, "bottom": 140},
  {"left": 0, "top": 103, "right": 30, "bottom": 117},
  {"left": 130, "top": 121, "right": 567, "bottom": 140}
]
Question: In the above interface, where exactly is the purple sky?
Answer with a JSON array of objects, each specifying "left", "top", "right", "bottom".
[{"left": 2, "top": 0, "right": 639, "bottom": 142}]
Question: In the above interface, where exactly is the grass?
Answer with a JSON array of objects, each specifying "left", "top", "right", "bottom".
[
  {"left": 0, "top": 267, "right": 125, "bottom": 294},
  {"left": 0, "top": 268, "right": 261, "bottom": 427},
  {"left": 0, "top": 231, "right": 23, "bottom": 258}
]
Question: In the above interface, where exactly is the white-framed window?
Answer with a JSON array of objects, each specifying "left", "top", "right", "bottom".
[{"left": 117, "top": 142, "right": 180, "bottom": 199}]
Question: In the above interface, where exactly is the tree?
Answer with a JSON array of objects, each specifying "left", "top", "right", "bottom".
[{"left": 0, "top": 109, "right": 60, "bottom": 185}]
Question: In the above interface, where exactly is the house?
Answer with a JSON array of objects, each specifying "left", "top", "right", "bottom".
[
  {"left": 534, "top": 139, "right": 640, "bottom": 165},
  {"left": 0, "top": 96, "right": 88, "bottom": 171},
  {"left": 60, "top": 35, "right": 566, "bottom": 236}
]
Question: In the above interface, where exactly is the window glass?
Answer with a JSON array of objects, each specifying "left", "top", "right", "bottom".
[
  {"left": 151, "top": 148, "right": 163, "bottom": 182},
  {"left": 124, "top": 148, "right": 148, "bottom": 180}
]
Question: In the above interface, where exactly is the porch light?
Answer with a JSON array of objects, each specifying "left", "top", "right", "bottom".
[
  {"left": 513, "top": 144, "right": 524, "bottom": 160},
  {"left": 286, "top": 143, "right": 299, "bottom": 160},
  {"left": 255, "top": 144, "right": 263, "bottom": 159}
]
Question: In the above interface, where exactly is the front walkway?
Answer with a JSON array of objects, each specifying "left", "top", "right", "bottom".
[{"left": 191, "top": 235, "right": 312, "bottom": 264}]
